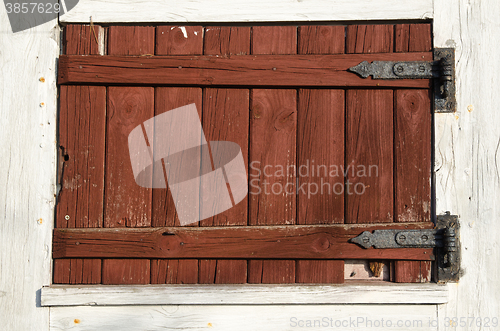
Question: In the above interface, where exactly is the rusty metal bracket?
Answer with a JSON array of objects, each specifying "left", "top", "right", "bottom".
[
  {"left": 348, "top": 48, "right": 456, "bottom": 113},
  {"left": 349, "top": 212, "right": 461, "bottom": 282}
]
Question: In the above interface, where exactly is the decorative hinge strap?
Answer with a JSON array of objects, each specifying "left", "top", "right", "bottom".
[
  {"left": 349, "top": 212, "right": 461, "bottom": 282},
  {"left": 348, "top": 48, "right": 456, "bottom": 113}
]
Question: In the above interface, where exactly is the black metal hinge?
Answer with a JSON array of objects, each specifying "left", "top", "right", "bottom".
[
  {"left": 349, "top": 48, "right": 456, "bottom": 113},
  {"left": 350, "top": 212, "right": 461, "bottom": 282}
]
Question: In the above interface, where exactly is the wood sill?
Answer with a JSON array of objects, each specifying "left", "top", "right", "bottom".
[{"left": 41, "top": 283, "right": 448, "bottom": 306}]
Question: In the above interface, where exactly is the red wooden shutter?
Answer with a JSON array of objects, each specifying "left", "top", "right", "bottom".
[{"left": 54, "top": 23, "right": 433, "bottom": 284}]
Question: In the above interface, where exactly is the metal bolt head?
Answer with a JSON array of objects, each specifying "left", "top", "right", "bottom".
[
  {"left": 362, "top": 237, "right": 370, "bottom": 244},
  {"left": 396, "top": 65, "right": 404, "bottom": 73},
  {"left": 65, "top": 215, "right": 70, "bottom": 220},
  {"left": 398, "top": 234, "right": 406, "bottom": 241}
]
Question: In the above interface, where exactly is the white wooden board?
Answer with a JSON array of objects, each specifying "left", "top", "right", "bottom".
[
  {"left": 433, "top": 0, "right": 500, "bottom": 329},
  {"left": 41, "top": 284, "right": 448, "bottom": 306},
  {"left": 50, "top": 305, "right": 438, "bottom": 331},
  {"left": 0, "top": 13, "right": 59, "bottom": 331},
  {"left": 59, "top": 0, "right": 433, "bottom": 23}
]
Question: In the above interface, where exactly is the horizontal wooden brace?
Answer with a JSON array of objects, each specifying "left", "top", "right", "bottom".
[
  {"left": 53, "top": 223, "right": 435, "bottom": 260},
  {"left": 58, "top": 53, "right": 432, "bottom": 87}
]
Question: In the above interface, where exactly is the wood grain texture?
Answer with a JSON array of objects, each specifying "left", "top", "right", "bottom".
[
  {"left": 346, "top": 24, "right": 394, "bottom": 53},
  {"left": 346, "top": 90, "right": 394, "bottom": 223},
  {"left": 249, "top": 88, "right": 297, "bottom": 227},
  {"left": 395, "top": 23, "right": 433, "bottom": 52},
  {"left": 248, "top": 260, "right": 295, "bottom": 283},
  {"left": 395, "top": 90, "right": 431, "bottom": 223},
  {"left": 298, "top": 25, "right": 345, "bottom": 54},
  {"left": 151, "top": 88, "right": 202, "bottom": 227},
  {"left": 63, "top": 24, "right": 102, "bottom": 55},
  {"left": 102, "top": 259, "right": 150, "bottom": 285},
  {"left": 434, "top": 0, "right": 500, "bottom": 323},
  {"left": 151, "top": 259, "right": 198, "bottom": 284},
  {"left": 151, "top": 25, "right": 205, "bottom": 284},
  {"left": 394, "top": 261, "right": 431, "bottom": 283},
  {"left": 297, "top": 89, "right": 345, "bottom": 225},
  {"left": 49, "top": 305, "right": 439, "bottom": 330},
  {"left": 52, "top": 223, "right": 435, "bottom": 260},
  {"left": 198, "top": 26, "right": 251, "bottom": 283},
  {"left": 41, "top": 284, "right": 448, "bottom": 306},
  {"left": 54, "top": 24, "right": 106, "bottom": 285},
  {"left": 102, "top": 26, "right": 155, "bottom": 285},
  {"left": 204, "top": 26, "right": 251, "bottom": 55},
  {"left": 59, "top": 0, "right": 434, "bottom": 23},
  {"left": 57, "top": 53, "right": 433, "bottom": 88},
  {"left": 252, "top": 26, "right": 296, "bottom": 55},
  {"left": 0, "top": 12, "right": 59, "bottom": 328},
  {"left": 54, "top": 85, "right": 105, "bottom": 285},
  {"left": 296, "top": 26, "right": 345, "bottom": 283},
  {"left": 156, "top": 26, "right": 204, "bottom": 55},
  {"left": 108, "top": 26, "right": 155, "bottom": 55},
  {"left": 393, "top": 24, "right": 433, "bottom": 283},
  {"left": 296, "top": 260, "right": 344, "bottom": 283}
]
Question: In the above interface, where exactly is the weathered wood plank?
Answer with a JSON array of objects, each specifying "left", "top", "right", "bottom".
[
  {"left": 58, "top": 0, "right": 434, "bottom": 23},
  {"left": 57, "top": 53, "right": 433, "bottom": 87},
  {"left": 346, "top": 90, "right": 394, "bottom": 223},
  {"left": 156, "top": 26, "right": 204, "bottom": 55},
  {"left": 394, "top": 261, "right": 432, "bottom": 283},
  {"left": 54, "top": 24, "right": 106, "bottom": 285},
  {"left": 102, "top": 26, "right": 156, "bottom": 285},
  {"left": 52, "top": 223, "right": 434, "bottom": 260},
  {"left": 198, "top": 26, "right": 251, "bottom": 283},
  {"left": 393, "top": 24, "right": 433, "bottom": 283},
  {"left": 108, "top": 26, "right": 155, "bottom": 55},
  {"left": 296, "top": 25, "right": 346, "bottom": 283},
  {"left": 48, "top": 304, "right": 439, "bottom": 331},
  {"left": 41, "top": 283, "right": 448, "bottom": 306},
  {"left": 394, "top": 90, "right": 431, "bottom": 223},
  {"left": 346, "top": 24, "right": 394, "bottom": 53},
  {"left": 0, "top": 9, "right": 60, "bottom": 330},
  {"left": 296, "top": 260, "right": 344, "bottom": 283},
  {"left": 248, "top": 26, "right": 298, "bottom": 284},
  {"left": 151, "top": 259, "right": 199, "bottom": 284},
  {"left": 151, "top": 26, "right": 206, "bottom": 285},
  {"left": 298, "top": 25, "right": 345, "bottom": 54}
]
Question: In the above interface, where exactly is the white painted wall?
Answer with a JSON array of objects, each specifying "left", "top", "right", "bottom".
[
  {"left": 0, "top": 11, "right": 59, "bottom": 331},
  {"left": 1, "top": 0, "right": 499, "bottom": 330},
  {"left": 434, "top": 0, "right": 500, "bottom": 329}
]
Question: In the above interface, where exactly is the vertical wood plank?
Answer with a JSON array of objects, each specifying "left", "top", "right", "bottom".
[
  {"left": 298, "top": 25, "right": 345, "bottom": 54},
  {"left": 102, "top": 26, "right": 155, "bottom": 285},
  {"left": 151, "top": 260, "right": 198, "bottom": 284},
  {"left": 54, "top": 24, "right": 105, "bottom": 284},
  {"left": 346, "top": 24, "right": 394, "bottom": 53},
  {"left": 394, "top": 23, "right": 433, "bottom": 283},
  {"left": 156, "top": 26, "right": 204, "bottom": 55},
  {"left": 248, "top": 260, "right": 295, "bottom": 284},
  {"left": 151, "top": 26, "right": 205, "bottom": 284},
  {"left": 249, "top": 26, "right": 297, "bottom": 283},
  {"left": 395, "top": 23, "right": 432, "bottom": 52},
  {"left": 204, "top": 26, "right": 251, "bottom": 55},
  {"left": 197, "top": 26, "right": 251, "bottom": 284},
  {"left": 151, "top": 88, "right": 202, "bottom": 227},
  {"left": 296, "top": 260, "right": 344, "bottom": 283},
  {"left": 252, "top": 26, "right": 297, "bottom": 55},
  {"left": 346, "top": 90, "right": 394, "bottom": 223},
  {"left": 395, "top": 90, "right": 431, "bottom": 223},
  {"left": 296, "top": 26, "right": 345, "bottom": 283},
  {"left": 394, "top": 261, "right": 431, "bottom": 283},
  {"left": 108, "top": 26, "right": 155, "bottom": 55}
]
